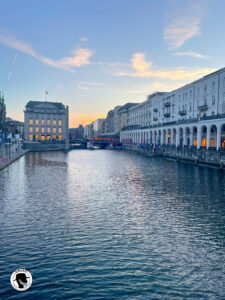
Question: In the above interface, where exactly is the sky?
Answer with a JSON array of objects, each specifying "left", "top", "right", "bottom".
[{"left": 0, "top": 0, "right": 225, "bottom": 127}]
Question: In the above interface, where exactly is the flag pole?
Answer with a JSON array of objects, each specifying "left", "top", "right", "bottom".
[{"left": 45, "top": 90, "right": 48, "bottom": 101}]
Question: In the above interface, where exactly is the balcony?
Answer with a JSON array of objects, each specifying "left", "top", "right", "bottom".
[
  {"left": 153, "top": 108, "right": 158, "bottom": 112},
  {"left": 179, "top": 110, "right": 187, "bottom": 116},
  {"left": 164, "top": 113, "right": 170, "bottom": 118},
  {"left": 198, "top": 104, "right": 208, "bottom": 111},
  {"left": 164, "top": 102, "right": 171, "bottom": 107},
  {"left": 153, "top": 117, "right": 158, "bottom": 121}
]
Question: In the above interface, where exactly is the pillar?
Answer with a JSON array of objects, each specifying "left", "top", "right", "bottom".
[
  {"left": 206, "top": 125, "right": 211, "bottom": 149},
  {"left": 175, "top": 130, "right": 179, "bottom": 147},
  {"left": 160, "top": 131, "right": 163, "bottom": 145},
  {"left": 183, "top": 128, "right": 187, "bottom": 147},
  {"left": 155, "top": 132, "right": 158, "bottom": 146},
  {"left": 217, "top": 125, "right": 221, "bottom": 150},
  {"left": 189, "top": 129, "right": 193, "bottom": 148},
  {"left": 197, "top": 127, "right": 201, "bottom": 149}
]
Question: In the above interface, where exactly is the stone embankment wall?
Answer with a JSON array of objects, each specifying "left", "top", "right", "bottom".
[
  {"left": 23, "top": 142, "right": 67, "bottom": 151},
  {"left": 123, "top": 144, "right": 225, "bottom": 168}
]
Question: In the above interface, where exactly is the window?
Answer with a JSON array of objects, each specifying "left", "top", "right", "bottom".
[
  {"left": 35, "top": 134, "right": 39, "bottom": 140},
  {"left": 59, "top": 128, "right": 62, "bottom": 133},
  {"left": 53, "top": 128, "right": 56, "bottom": 133},
  {"left": 58, "top": 120, "right": 62, "bottom": 126},
  {"left": 204, "top": 84, "right": 207, "bottom": 93},
  {"left": 212, "top": 81, "right": 215, "bottom": 91},
  {"left": 41, "top": 120, "right": 45, "bottom": 125},
  {"left": 212, "top": 95, "right": 216, "bottom": 105},
  {"left": 35, "top": 120, "right": 39, "bottom": 125},
  {"left": 41, "top": 127, "right": 45, "bottom": 133},
  {"left": 53, "top": 120, "right": 56, "bottom": 125},
  {"left": 58, "top": 135, "right": 62, "bottom": 140},
  {"left": 29, "top": 119, "right": 33, "bottom": 125},
  {"left": 41, "top": 135, "right": 45, "bottom": 141},
  {"left": 197, "top": 87, "right": 200, "bottom": 97},
  {"left": 29, "top": 127, "right": 33, "bottom": 132},
  {"left": 29, "top": 134, "right": 33, "bottom": 141},
  {"left": 36, "top": 127, "right": 39, "bottom": 133},
  {"left": 52, "top": 135, "right": 56, "bottom": 140},
  {"left": 190, "top": 90, "right": 192, "bottom": 98},
  {"left": 47, "top": 120, "right": 50, "bottom": 125},
  {"left": 204, "top": 98, "right": 207, "bottom": 105},
  {"left": 189, "top": 103, "right": 192, "bottom": 111},
  {"left": 47, "top": 128, "right": 50, "bottom": 133}
]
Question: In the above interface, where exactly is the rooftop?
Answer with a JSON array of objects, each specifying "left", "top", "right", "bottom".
[{"left": 26, "top": 101, "right": 65, "bottom": 109}]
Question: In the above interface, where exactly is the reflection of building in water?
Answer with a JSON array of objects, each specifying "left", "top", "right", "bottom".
[
  {"left": 24, "top": 101, "right": 69, "bottom": 149},
  {"left": 121, "top": 68, "right": 225, "bottom": 150}
]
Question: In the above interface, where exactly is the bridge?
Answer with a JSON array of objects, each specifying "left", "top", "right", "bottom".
[{"left": 70, "top": 137, "right": 121, "bottom": 149}]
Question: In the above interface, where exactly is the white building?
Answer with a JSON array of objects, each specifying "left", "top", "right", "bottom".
[
  {"left": 93, "top": 118, "right": 105, "bottom": 137},
  {"left": 121, "top": 67, "right": 225, "bottom": 150}
]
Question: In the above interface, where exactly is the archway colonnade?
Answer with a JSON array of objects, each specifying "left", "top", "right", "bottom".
[{"left": 121, "top": 121, "right": 225, "bottom": 150}]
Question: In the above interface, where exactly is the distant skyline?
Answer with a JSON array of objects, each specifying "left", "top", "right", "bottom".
[{"left": 0, "top": 0, "right": 225, "bottom": 127}]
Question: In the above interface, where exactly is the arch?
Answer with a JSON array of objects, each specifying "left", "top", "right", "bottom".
[
  {"left": 200, "top": 125, "right": 207, "bottom": 147},
  {"left": 192, "top": 126, "right": 197, "bottom": 147},
  {"left": 150, "top": 131, "right": 153, "bottom": 144},
  {"left": 158, "top": 129, "right": 161, "bottom": 145},
  {"left": 209, "top": 124, "right": 217, "bottom": 148},
  {"left": 179, "top": 127, "right": 183, "bottom": 147},
  {"left": 167, "top": 128, "right": 171, "bottom": 144},
  {"left": 185, "top": 127, "right": 191, "bottom": 147},
  {"left": 221, "top": 124, "right": 225, "bottom": 148},
  {"left": 162, "top": 129, "right": 166, "bottom": 145},
  {"left": 172, "top": 128, "right": 176, "bottom": 145}
]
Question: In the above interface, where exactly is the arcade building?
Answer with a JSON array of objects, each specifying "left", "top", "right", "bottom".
[{"left": 121, "top": 67, "right": 225, "bottom": 151}]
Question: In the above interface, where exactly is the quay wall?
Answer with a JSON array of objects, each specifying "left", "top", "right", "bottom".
[
  {"left": 23, "top": 142, "right": 67, "bottom": 151},
  {"left": 0, "top": 150, "right": 29, "bottom": 170},
  {"left": 122, "top": 144, "right": 225, "bottom": 169}
]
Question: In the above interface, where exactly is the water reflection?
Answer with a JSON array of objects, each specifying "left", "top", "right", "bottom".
[{"left": 0, "top": 150, "right": 225, "bottom": 299}]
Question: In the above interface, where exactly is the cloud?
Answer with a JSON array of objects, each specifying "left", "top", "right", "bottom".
[
  {"left": 0, "top": 28, "right": 93, "bottom": 72},
  {"left": 77, "top": 85, "right": 89, "bottom": 91},
  {"left": 115, "top": 52, "right": 216, "bottom": 82},
  {"left": 80, "top": 37, "right": 88, "bottom": 42},
  {"left": 131, "top": 53, "right": 152, "bottom": 72},
  {"left": 174, "top": 51, "right": 209, "bottom": 59},
  {"left": 163, "top": 16, "right": 201, "bottom": 49},
  {"left": 8, "top": 72, "right": 12, "bottom": 80},
  {"left": 77, "top": 81, "right": 103, "bottom": 91},
  {"left": 123, "top": 80, "right": 190, "bottom": 96}
]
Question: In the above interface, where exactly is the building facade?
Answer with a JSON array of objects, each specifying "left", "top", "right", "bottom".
[
  {"left": 118, "top": 102, "right": 139, "bottom": 131},
  {"left": 24, "top": 101, "right": 69, "bottom": 148},
  {"left": 121, "top": 68, "right": 225, "bottom": 150},
  {"left": 93, "top": 118, "right": 105, "bottom": 136},
  {"left": 0, "top": 93, "right": 6, "bottom": 133},
  {"left": 5, "top": 118, "right": 24, "bottom": 138}
]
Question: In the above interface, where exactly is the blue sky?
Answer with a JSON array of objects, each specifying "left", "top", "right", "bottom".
[{"left": 0, "top": 0, "right": 225, "bottom": 126}]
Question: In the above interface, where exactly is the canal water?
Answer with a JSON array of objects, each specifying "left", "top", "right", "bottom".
[{"left": 0, "top": 150, "right": 225, "bottom": 299}]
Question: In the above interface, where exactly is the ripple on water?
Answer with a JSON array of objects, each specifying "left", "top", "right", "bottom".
[{"left": 0, "top": 150, "right": 225, "bottom": 299}]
